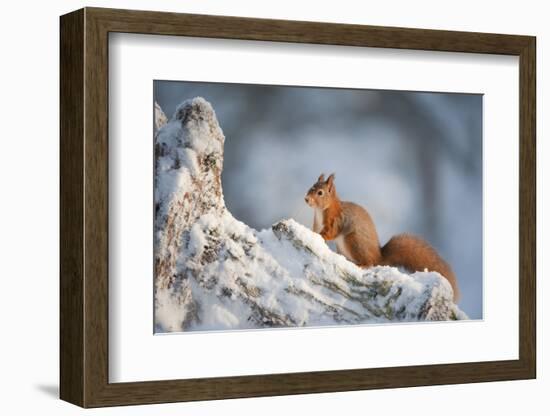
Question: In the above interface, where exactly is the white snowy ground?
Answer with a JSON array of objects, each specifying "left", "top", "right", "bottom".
[{"left": 154, "top": 97, "right": 467, "bottom": 333}]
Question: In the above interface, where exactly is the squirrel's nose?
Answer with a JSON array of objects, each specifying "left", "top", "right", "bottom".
[{"left": 304, "top": 196, "right": 310, "bottom": 204}]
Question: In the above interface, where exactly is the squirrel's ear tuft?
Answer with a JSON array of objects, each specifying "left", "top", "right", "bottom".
[
  {"left": 317, "top": 174, "right": 325, "bottom": 183},
  {"left": 327, "top": 173, "right": 335, "bottom": 191}
]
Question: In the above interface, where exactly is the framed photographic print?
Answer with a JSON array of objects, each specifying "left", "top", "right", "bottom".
[{"left": 60, "top": 7, "right": 536, "bottom": 408}]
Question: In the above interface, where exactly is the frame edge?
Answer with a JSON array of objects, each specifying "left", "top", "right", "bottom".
[
  {"left": 60, "top": 8, "right": 86, "bottom": 408},
  {"left": 518, "top": 36, "right": 537, "bottom": 379}
]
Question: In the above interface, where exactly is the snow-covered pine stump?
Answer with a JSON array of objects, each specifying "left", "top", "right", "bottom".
[{"left": 154, "top": 97, "right": 467, "bottom": 332}]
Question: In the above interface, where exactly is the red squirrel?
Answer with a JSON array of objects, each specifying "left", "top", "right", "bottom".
[{"left": 305, "top": 173, "right": 459, "bottom": 301}]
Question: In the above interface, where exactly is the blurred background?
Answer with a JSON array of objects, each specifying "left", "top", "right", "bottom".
[{"left": 154, "top": 81, "right": 483, "bottom": 319}]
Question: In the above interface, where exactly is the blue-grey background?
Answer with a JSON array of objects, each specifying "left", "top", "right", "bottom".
[{"left": 154, "top": 81, "right": 483, "bottom": 319}]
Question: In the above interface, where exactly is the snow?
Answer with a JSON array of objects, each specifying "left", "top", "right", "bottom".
[{"left": 154, "top": 97, "right": 467, "bottom": 333}]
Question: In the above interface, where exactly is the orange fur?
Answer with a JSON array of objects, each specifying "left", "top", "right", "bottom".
[{"left": 381, "top": 234, "right": 459, "bottom": 301}]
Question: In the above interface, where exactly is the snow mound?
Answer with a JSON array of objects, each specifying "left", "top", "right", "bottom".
[{"left": 154, "top": 97, "right": 467, "bottom": 332}]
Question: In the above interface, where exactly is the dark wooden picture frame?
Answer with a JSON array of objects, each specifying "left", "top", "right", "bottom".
[{"left": 60, "top": 7, "right": 536, "bottom": 408}]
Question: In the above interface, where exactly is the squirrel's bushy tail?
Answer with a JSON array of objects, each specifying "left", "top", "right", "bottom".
[{"left": 381, "top": 234, "right": 460, "bottom": 302}]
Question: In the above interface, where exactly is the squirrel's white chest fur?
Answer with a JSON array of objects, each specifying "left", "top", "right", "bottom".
[{"left": 313, "top": 208, "right": 323, "bottom": 233}]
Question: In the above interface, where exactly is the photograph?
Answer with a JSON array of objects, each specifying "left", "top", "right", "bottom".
[{"left": 153, "top": 81, "right": 482, "bottom": 333}]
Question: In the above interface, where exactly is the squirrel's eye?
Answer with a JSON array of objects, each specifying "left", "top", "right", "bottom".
[{"left": 317, "top": 190, "right": 323, "bottom": 196}]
